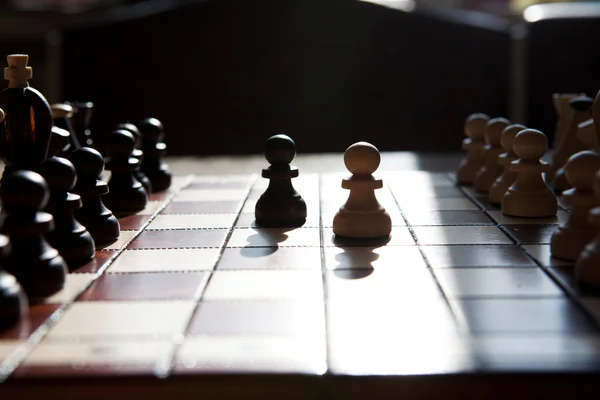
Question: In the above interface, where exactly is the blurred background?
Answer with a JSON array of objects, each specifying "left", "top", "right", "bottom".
[{"left": 0, "top": 0, "right": 599, "bottom": 155}]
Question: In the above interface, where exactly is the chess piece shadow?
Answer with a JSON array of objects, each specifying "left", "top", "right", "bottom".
[
  {"left": 331, "top": 249, "right": 379, "bottom": 280},
  {"left": 242, "top": 228, "right": 290, "bottom": 253},
  {"left": 239, "top": 246, "right": 278, "bottom": 258},
  {"left": 330, "top": 233, "right": 391, "bottom": 248}
]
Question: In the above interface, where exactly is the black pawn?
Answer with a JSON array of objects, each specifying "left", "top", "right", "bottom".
[
  {"left": 116, "top": 122, "right": 152, "bottom": 195},
  {"left": 0, "top": 233, "right": 28, "bottom": 331},
  {"left": 37, "top": 157, "right": 96, "bottom": 269},
  {"left": 0, "top": 170, "right": 67, "bottom": 298},
  {"left": 68, "top": 147, "right": 121, "bottom": 246},
  {"left": 138, "top": 118, "right": 172, "bottom": 192},
  {"left": 255, "top": 134, "right": 306, "bottom": 227},
  {"left": 103, "top": 129, "right": 148, "bottom": 217}
]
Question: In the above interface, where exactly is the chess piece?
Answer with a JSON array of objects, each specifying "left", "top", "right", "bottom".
[
  {"left": 489, "top": 124, "right": 526, "bottom": 204},
  {"left": 68, "top": 147, "right": 121, "bottom": 245},
  {"left": 138, "top": 118, "right": 172, "bottom": 192},
  {"left": 552, "top": 93, "right": 584, "bottom": 149},
  {"left": 474, "top": 117, "right": 510, "bottom": 194},
  {"left": 51, "top": 103, "right": 80, "bottom": 151},
  {"left": 0, "top": 170, "right": 67, "bottom": 298},
  {"left": 575, "top": 169, "right": 600, "bottom": 287},
  {"left": 333, "top": 142, "right": 391, "bottom": 238},
  {"left": 37, "top": 156, "right": 96, "bottom": 269},
  {"left": 502, "top": 129, "right": 557, "bottom": 217},
  {"left": 0, "top": 233, "right": 28, "bottom": 331},
  {"left": 456, "top": 113, "right": 489, "bottom": 185},
  {"left": 116, "top": 122, "right": 152, "bottom": 195},
  {"left": 577, "top": 119, "right": 597, "bottom": 151},
  {"left": 0, "top": 54, "right": 53, "bottom": 178},
  {"left": 550, "top": 151, "right": 600, "bottom": 260},
  {"left": 67, "top": 101, "right": 94, "bottom": 147},
  {"left": 593, "top": 89, "right": 600, "bottom": 152},
  {"left": 255, "top": 134, "right": 307, "bottom": 227},
  {"left": 548, "top": 96, "right": 594, "bottom": 191},
  {"left": 103, "top": 129, "right": 148, "bottom": 217},
  {"left": 48, "top": 126, "right": 71, "bottom": 158}
]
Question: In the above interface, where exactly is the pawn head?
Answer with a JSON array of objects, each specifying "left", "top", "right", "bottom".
[
  {"left": 564, "top": 150, "right": 600, "bottom": 191},
  {"left": 569, "top": 96, "right": 594, "bottom": 112},
  {"left": 106, "top": 129, "right": 136, "bottom": 158},
  {"left": 138, "top": 118, "right": 165, "bottom": 142},
  {"left": 0, "top": 108, "right": 4, "bottom": 123},
  {"left": 37, "top": 156, "right": 77, "bottom": 192},
  {"left": 485, "top": 117, "right": 511, "bottom": 146},
  {"left": 501, "top": 124, "right": 526, "bottom": 153},
  {"left": 513, "top": 129, "right": 548, "bottom": 161},
  {"left": 264, "top": 134, "right": 296, "bottom": 166},
  {"left": 464, "top": 113, "right": 490, "bottom": 140},
  {"left": 344, "top": 141, "right": 380, "bottom": 175},
  {"left": 0, "top": 170, "right": 49, "bottom": 213},
  {"left": 68, "top": 147, "right": 105, "bottom": 180}
]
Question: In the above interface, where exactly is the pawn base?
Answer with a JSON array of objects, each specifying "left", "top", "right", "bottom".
[
  {"left": 501, "top": 187, "right": 557, "bottom": 218},
  {"left": 6, "top": 247, "right": 67, "bottom": 299},
  {"left": 255, "top": 193, "right": 307, "bottom": 228},
  {"left": 552, "top": 168, "right": 572, "bottom": 194},
  {"left": 0, "top": 271, "right": 28, "bottom": 331},
  {"left": 78, "top": 210, "right": 121, "bottom": 246},
  {"left": 134, "top": 170, "right": 152, "bottom": 195},
  {"left": 489, "top": 177, "right": 515, "bottom": 205},
  {"left": 144, "top": 167, "right": 172, "bottom": 193},
  {"left": 456, "top": 161, "right": 481, "bottom": 186},
  {"left": 474, "top": 165, "right": 503, "bottom": 195},
  {"left": 47, "top": 227, "right": 95, "bottom": 270},
  {"left": 550, "top": 225, "right": 596, "bottom": 261},
  {"left": 103, "top": 185, "right": 148, "bottom": 218},
  {"left": 576, "top": 241, "right": 600, "bottom": 287},
  {"left": 333, "top": 208, "right": 392, "bottom": 239}
]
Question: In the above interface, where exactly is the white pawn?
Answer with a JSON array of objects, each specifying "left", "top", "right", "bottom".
[
  {"left": 502, "top": 129, "right": 557, "bottom": 218},
  {"left": 489, "top": 124, "right": 526, "bottom": 204},
  {"left": 456, "top": 113, "right": 489, "bottom": 185},
  {"left": 474, "top": 117, "right": 510, "bottom": 194},
  {"left": 550, "top": 150, "right": 600, "bottom": 260},
  {"left": 333, "top": 142, "right": 391, "bottom": 238},
  {"left": 575, "top": 169, "right": 600, "bottom": 287}
]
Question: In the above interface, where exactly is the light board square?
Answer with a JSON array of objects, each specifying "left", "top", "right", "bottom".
[
  {"left": 413, "top": 226, "right": 513, "bottom": 245},
  {"left": 147, "top": 214, "right": 237, "bottom": 230},
  {"left": 107, "top": 249, "right": 221, "bottom": 273}
]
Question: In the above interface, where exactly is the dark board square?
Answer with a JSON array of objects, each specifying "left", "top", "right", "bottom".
[
  {"left": 79, "top": 272, "right": 207, "bottom": 301},
  {"left": 403, "top": 210, "right": 494, "bottom": 226},
  {"left": 187, "top": 300, "right": 324, "bottom": 336},
  {"left": 162, "top": 201, "right": 241, "bottom": 214},
  {"left": 74, "top": 251, "right": 115, "bottom": 274},
  {"left": 117, "top": 214, "right": 150, "bottom": 230},
  {"left": 503, "top": 224, "right": 559, "bottom": 244},
  {"left": 128, "top": 229, "right": 229, "bottom": 249},
  {"left": 217, "top": 247, "right": 322, "bottom": 270},
  {"left": 421, "top": 245, "right": 536, "bottom": 268},
  {"left": 186, "top": 181, "right": 248, "bottom": 190},
  {"left": 0, "top": 304, "right": 60, "bottom": 340},
  {"left": 454, "top": 298, "right": 598, "bottom": 334}
]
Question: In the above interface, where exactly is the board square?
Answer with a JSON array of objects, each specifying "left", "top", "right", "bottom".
[
  {"left": 503, "top": 224, "right": 558, "bottom": 244},
  {"left": 487, "top": 210, "right": 568, "bottom": 225},
  {"left": 135, "top": 201, "right": 165, "bottom": 216},
  {"left": 451, "top": 298, "right": 598, "bottom": 334},
  {"left": 175, "top": 336, "right": 326, "bottom": 374},
  {"left": 434, "top": 268, "right": 565, "bottom": 298},
  {"left": 107, "top": 248, "right": 221, "bottom": 273},
  {"left": 413, "top": 226, "right": 513, "bottom": 245},
  {"left": 544, "top": 266, "right": 597, "bottom": 298},
  {"left": 325, "top": 268, "right": 443, "bottom": 301},
  {"left": 78, "top": 272, "right": 208, "bottom": 301},
  {"left": 127, "top": 229, "right": 229, "bottom": 249},
  {"left": 203, "top": 270, "right": 323, "bottom": 300},
  {"left": 46, "top": 301, "right": 195, "bottom": 339},
  {"left": 522, "top": 244, "right": 572, "bottom": 267},
  {"left": 187, "top": 300, "right": 325, "bottom": 336},
  {"left": 581, "top": 299, "right": 600, "bottom": 324},
  {"left": 0, "top": 304, "right": 60, "bottom": 340},
  {"left": 0, "top": 340, "right": 22, "bottom": 363},
  {"left": 44, "top": 273, "right": 95, "bottom": 304},
  {"left": 235, "top": 213, "right": 321, "bottom": 228},
  {"left": 75, "top": 251, "right": 115, "bottom": 273},
  {"left": 174, "top": 189, "right": 247, "bottom": 202},
  {"left": 217, "top": 247, "right": 322, "bottom": 270},
  {"left": 420, "top": 244, "right": 536, "bottom": 268},
  {"left": 162, "top": 201, "right": 241, "bottom": 214},
  {"left": 147, "top": 214, "right": 237, "bottom": 230},
  {"left": 396, "top": 197, "right": 480, "bottom": 211},
  {"left": 227, "top": 227, "right": 320, "bottom": 247},
  {"left": 391, "top": 185, "right": 466, "bottom": 198},
  {"left": 101, "top": 230, "right": 138, "bottom": 250},
  {"left": 402, "top": 210, "right": 493, "bottom": 226},
  {"left": 322, "top": 227, "right": 415, "bottom": 247},
  {"left": 117, "top": 214, "right": 151, "bottom": 230},
  {"left": 186, "top": 181, "right": 248, "bottom": 189},
  {"left": 323, "top": 245, "right": 427, "bottom": 270},
  {"left": 21, "top": 339, "right": 173, "bottom": 372}
]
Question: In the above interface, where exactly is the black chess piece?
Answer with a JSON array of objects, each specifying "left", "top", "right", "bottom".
[
  {"left": 255, "top": 134, "right": 306, "bottom": 228},
  {"left": 0, "top": 55, "right": 53, "bottom": 180},
  {"left": 68, "top": 147, "right": 121, "bottom": 246},
  {"left": 0, "top": 170, "right": 67, "bottom": 298},
  {"left": 37, "top": 156, "right": 96, "bottom": 269},
  {"left": 138, "top": 118, "right": 172, "bottom": 193},
  {"left": 0, "top": 233, "right": 28, "bottom": 331},
  {"left": 67, "top": 101, "right": 94, "bottom": 147},
  {"left": 103, "top": 129, "right": 148, "bottom": 217},
  {"left": 116, "top": 122, "right": 152, "bottom": 195},
  {"left": 51, "top": 103, "right": 80, "bottom": 152},
  {"left": 47, "top": 126, "right": 71, "bottom": 157}
]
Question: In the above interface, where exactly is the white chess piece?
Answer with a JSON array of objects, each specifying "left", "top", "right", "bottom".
[
  {"left": 333, "top": 142, "right": 391, "bottom": 238},
  {"left": 575, "top": 168, "right": 600, "bottom": 287}
]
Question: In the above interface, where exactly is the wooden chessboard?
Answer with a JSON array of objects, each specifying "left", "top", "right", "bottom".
[{"left": 1, "top": 156, "right": 600, "bottom": 398}]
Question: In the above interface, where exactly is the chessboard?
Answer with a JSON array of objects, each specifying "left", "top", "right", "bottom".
[{"left": 1, "top": 165, "right": 600, "bottom": 398}]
